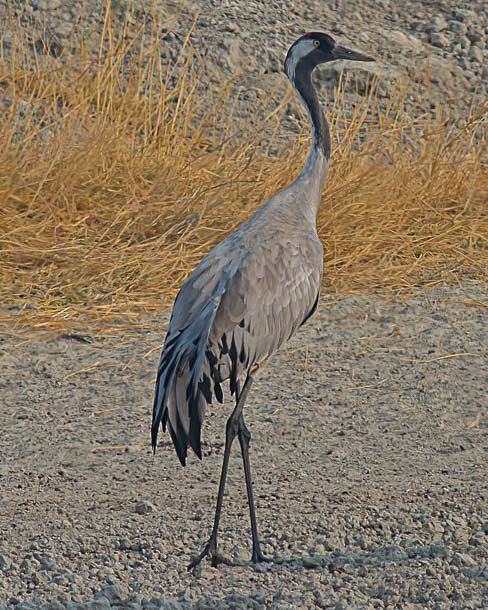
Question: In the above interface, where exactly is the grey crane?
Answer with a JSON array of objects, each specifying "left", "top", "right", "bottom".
[{"left": 152, "top": 32, "right": 374, "bottom": 569}]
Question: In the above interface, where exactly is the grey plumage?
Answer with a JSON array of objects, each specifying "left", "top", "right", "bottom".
[
  {"left": 151, "top": 31, "right": 374, "bottom": 569},
  {"left": 152, "top": 146, "right": 326, "bottom": 465}
]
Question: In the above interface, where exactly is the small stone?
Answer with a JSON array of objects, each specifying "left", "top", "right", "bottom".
[
  {"left": 40, "top": 559, "right": 56, "bottom": 571},
  {"left": 135, "top": 500, "right": 156, "bottom": 515},
  {"left": 85, "top": 601, "right": 111, "bottom": 610},
  {"left": 119, "top": 537, "right": 132, "bottom": 550},
  {"left": 427, "top": 17, "right": 448, "bottom": 33},
  {"left": 468, "top": 46, "right": 484, "bottom": 63},
  {"left": 453, "top": 9, "right": 477, "bottom": 24},
  {"left": 449, "top": 20, "right": 468, "bottom": 35},
  {"left": 382, "top": 545, "right": 408, "bottom": 562},
  {"left": 38, "top": 0, "right": 62, "bottom": 9},
  {"left": 99, "top": 584, "right": 126, "bottom": 604},
  {"left": 157, "top": 601, "right": 184, "bottom": 610},
  {"left": 452, "top": 527, "right": 470, "bottom": 543},
  {"left": 0, "top": 555, "right": 11, "bottom": 571},
  {"left": 451, "top": 552, "right": 477, "bottom": 568},
  {"left": 44, "top": 602, "right": 66, "bottom": 610},
  {"left": 429, "top": 32, "right": 449, "bottom": 48},
  {"left": 453, "top": 35, "right": 470, "bottom": 50},
  {"left": 387, "top": 30, "right": 422, "bottom": 51},
  {"left": 467, "top": 28, "right": 484, "bottom": 43},
  {"left": 302, "top": 556, "right": 322, "bottom": 569}
]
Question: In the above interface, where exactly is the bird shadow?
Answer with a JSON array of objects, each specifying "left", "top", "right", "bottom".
[{"left": 191, "top": 540, "right": 448, "bottom": 574}]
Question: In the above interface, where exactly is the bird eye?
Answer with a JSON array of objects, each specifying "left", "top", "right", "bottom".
[{"left": 313, "top": 39, "right": 320, "bottom": 47}]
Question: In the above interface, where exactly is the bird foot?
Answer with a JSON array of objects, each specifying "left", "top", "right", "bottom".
[
  {"left": 188, "top": 539, "right": 234, "bottom": 571},
  {"left": 251, "top": 548, "right": 274, "bottom": 564}
]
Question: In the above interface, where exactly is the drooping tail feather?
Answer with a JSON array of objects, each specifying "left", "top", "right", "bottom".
[{"left": 151, "top": 278, "right": 227, "bottom": 466}]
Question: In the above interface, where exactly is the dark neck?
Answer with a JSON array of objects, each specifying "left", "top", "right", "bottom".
[{"left": 292, "top": 67, "right": 330, "bottom": 160}]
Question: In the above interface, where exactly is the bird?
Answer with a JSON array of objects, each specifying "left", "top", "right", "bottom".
[{"left": 151, "top": 31, "right": 374, "bottom": 570}]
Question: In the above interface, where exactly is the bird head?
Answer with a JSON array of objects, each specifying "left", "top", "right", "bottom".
[{"left": 284, "top": 32, "right": 374, "bottom": 81}]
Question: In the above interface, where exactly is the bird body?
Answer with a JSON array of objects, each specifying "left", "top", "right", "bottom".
[
  {"left": 153, "top": 145, "right": 327, "bottom": 465},
  {"left": 151, "top": 31, "right": 374, "bottom": 569}
]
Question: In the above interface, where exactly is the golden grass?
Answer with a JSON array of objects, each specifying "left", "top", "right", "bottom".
[{"left": 0, "top": 11, "right": 487, "bottom": 336}]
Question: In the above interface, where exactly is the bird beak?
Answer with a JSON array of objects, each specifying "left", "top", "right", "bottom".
[{"left": 332, "top": 44, "right": 375, "bottom": 62}]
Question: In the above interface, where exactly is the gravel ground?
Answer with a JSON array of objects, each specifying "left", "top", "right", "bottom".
[{"left": 1, "top": 283, "right": 487, "bottom": 609}]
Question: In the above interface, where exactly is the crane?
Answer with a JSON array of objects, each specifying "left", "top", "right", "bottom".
[{"left": 152, "top": 32, "right": 374, "bottom": 570}]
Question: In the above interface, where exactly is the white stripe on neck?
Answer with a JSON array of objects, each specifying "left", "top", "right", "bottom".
[{"left": 285, "top": 39, "right": 315, "bottom": 82}]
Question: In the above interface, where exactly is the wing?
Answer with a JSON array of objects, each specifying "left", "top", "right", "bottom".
[
  {"left": 210, "top": 232, "right": 323, "bottom": 392},
  {"left": 165, "top": 228, "right": 248, "bottom": 337},
  {"left": 151, "top": 233, "right": 245, "bottom": 465},
  {"left": 152, "top": 222, "right": 323, "bottom": 466},
  {"left": 151, "top": 270, "right": 229, "bottom": 465}
]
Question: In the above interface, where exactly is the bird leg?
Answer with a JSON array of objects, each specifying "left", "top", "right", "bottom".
[
  {"left": 188, "top": 375, "right": 254, "bottom": 571},
  {"left": 237, "top": 411, "right": 272, "bottom": 563}
]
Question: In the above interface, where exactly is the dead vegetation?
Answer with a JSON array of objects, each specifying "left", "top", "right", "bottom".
[{"left": 0, "top": 9, "right": 486, "bottom": 336}]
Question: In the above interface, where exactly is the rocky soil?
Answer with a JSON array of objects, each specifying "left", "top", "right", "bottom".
[
  {"left": 0, "top": 0, "right": 487, "bottom": 123},
  {"left": 1, "top": 284, "right": 487, "bottom": 609}
]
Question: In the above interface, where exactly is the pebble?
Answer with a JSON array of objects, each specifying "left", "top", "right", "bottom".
[
  {"left": 135, "top": 500, "right": 156, "bottom": 515},
  {"left": 85, "top": 601, "right": 111, "bottom": 610},
  {"left": 429, "top": 32, "right": 449, "bottom": 48},
  {"left": 452, "top": 527, "right": 470, "bottom": 543},
  {"left": 96, "top": 584, "right": 126, "bottom": 604},
  {"left": 0, "top": 554, "right": 11, "bottom": 571},
  {"left": 43, "top": 602, "right": 66, "bottom": 610},
  {"left": 467, "top": 28, "right": 484, "bottom": 43},
  {"left": 452, "top": 35, "right": 470, "bottom": 50},
  {"left": 302, "top": 556, "right": 323, "bottom": 569},
  {"left": 468, "top": 45, "right": 484, "bottom": 63},
  {"left": 427, "top": 16, "right": 448, "bottom": 33},
  {"left": 449, "top": 20, "right": 468, "bottom": 35},
  {"left": 451, "top": 552, "right": 478, "bottom": 568},
  {"left": 454, "top": 9, "right": 477, "bottom": 24},
  {"left": 37, "top": 0, "right": 62, "bottom": 10}
]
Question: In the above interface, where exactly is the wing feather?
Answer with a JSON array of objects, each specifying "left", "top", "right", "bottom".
[
  {"left": 151, "top": 273, "right": 229, "bottom": 465},
  {"left": 152, "top": 218, "right": 323, "bottom": 465},
  {"left": 212, "top": 234, "right": 323, "bottom": 372}
]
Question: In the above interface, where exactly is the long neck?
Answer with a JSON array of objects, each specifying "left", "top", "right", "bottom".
[
  {"left": 282, "top": 66, "right": 330, "bottom": 221},
  {"left": 263, "top": 63, "right": 330, "bottom": 223},
  {"left": 293, "top": 68, "right": 331, "bottom": 162}
]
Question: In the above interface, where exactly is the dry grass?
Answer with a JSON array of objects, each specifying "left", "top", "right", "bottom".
[{"left": 1, "top": 10, "right": 487, "bottom": 336}]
